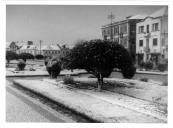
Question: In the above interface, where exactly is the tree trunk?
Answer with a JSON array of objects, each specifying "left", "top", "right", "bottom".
[
  {"left": 50, "top": 72, "right": 53, "bottom": 79},
  {"left": 97, "top": 73, "right": 102, "bottom": 91}
]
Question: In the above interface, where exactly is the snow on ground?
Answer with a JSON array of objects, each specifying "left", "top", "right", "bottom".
[
  {"left": 74, "top": 78, "right": 167, "bottom": 106},
  {"left": 13, "top": 79, "right": 167, "bottom": 123}
]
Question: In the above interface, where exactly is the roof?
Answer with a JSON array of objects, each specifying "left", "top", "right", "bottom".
[
  {"left": 20, "top": 45, "right": 38, "bottom": 50},
  {"left": 41, "top": 45, "right": 60, "bottom": 50},
  {"left": 149, "top": 7, "right": 168, "bottom": 18},
  {"left": 16, "top": 41, "right": 27, "bottom": 47},
  {"left": 6, "top": 42, "right": 11, "bottom": 48},
  {"left": 102, "top": 14, "right": 146, "bottom": 28},
  {"left": 128, "top": 14, "right": 147, "bottom": 20}
]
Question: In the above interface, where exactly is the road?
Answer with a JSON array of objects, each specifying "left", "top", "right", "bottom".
[{"left": 6, "top": 81, "right": 74, "bottom": 122}]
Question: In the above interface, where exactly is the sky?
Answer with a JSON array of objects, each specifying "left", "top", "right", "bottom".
[{"left": 6, "top": 5, "right": 166, "bottom": 47}]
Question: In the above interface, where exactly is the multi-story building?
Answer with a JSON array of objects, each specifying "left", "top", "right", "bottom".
[
  {"left": 136, "top": 7, "right": 168, "bottom": 64},
  {"left": 101, "top": 15, "right": 146, "bottom": 60}
]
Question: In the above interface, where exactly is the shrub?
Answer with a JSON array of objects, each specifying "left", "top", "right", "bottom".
[
  {"left": 158, "top": 64, "right": 167, "bottom": 72},
  {"left": 139, "top": 61, "right": 145, "bottom": 69},
  {"left": 19, "top": 53, "right": 34, "bottom": 61},
  {"left": 63, "top": 75, "right": 75, "bottom": 84},
  {"left": 35, "top": 54, "right": 44, "bottom": 60},
  {"left": 145, "top": 61, "right": 153, "bottom": 70},
  {"left": 17, "top": 59, "right": 26, "bottom": 71},
  {"left": 46, "top": 57, "right": 61, "bottom": 78},
  {"left": 139, "top": 77, "right": 148, "bottom": 82},
  {"left": 66, "top": 39, "right": 136, "bottom": 91},
  {"left": 121, "top": 66, "right": 136, "bottom": 79},
  {"left": 6, "top": 51, "right": 18, "bottom": 66}
]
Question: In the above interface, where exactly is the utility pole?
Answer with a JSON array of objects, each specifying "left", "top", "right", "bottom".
[
  {"left": 108, "top": 12, "right": 115, "bottom": 41},
  {"left": 39, "top": 40, "right": 42, "bottom": 55}
]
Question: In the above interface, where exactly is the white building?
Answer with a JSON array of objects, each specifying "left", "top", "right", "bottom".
[
  {"left": 17, "top": 44, "right": 38, "bottom": 56},
  {"left": 40, "top": 45, "right": 61, "bottom": 57},
  {"left": 136, "top": 7, "right": 168, "bottom": 64}
]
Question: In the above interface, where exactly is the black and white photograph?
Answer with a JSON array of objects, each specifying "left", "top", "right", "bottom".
[{"left": 3, "top": 2, "right": 170, "bottom": 127}]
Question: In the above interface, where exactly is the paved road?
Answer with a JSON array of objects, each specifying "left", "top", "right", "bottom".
[{"left": 6, "top": 81, "right": 74, "bottom": 122}]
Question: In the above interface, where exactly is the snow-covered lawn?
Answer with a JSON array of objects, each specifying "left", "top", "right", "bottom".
[
  {"left": 12, "top": 79, "right": 167, "bottom": 123},
  {"left": 73, "top": 77, "right": 167, "bottom": 106}
]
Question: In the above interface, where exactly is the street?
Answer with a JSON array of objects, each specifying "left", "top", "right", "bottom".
[{"left": 6, "top": 81, "right": 74, "bottom": 122}]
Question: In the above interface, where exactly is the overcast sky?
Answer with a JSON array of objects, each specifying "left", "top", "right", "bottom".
[{"left": 6, "top": 5, "right": 165, "bottom": 46}]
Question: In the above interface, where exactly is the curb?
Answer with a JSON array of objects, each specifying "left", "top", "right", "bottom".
[
  {"left": 12, "top": 80, "right": 102, "bottom": 123},
  {"left": 6, "top": 71, "right": 88, "bottom": 78},
  {"left": 113, "top": 70, "right": 167, "bottom": 76}
]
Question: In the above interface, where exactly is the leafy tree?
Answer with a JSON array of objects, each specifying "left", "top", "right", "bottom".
[
  {"left": 17, "top": 59, "right": 26, "bottom": 71},
  {"left": 45, "top": 57, "right": 61, "bottom": 78},
  {"left": 6, "top": 51, "right": 18, "bottom": 66},
  {"left": 35, "top": 54, "right": 44, "bottom": 60},
  {"left": 67, "top": 39, "right": 136, "bottom": 91},
  {"left": 18, "top": 53, "right": 34, "bottom": 61}
]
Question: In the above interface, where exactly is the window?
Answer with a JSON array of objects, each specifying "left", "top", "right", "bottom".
[
  {"left": 147, "top": 25, "right": 149, "bottom": 33},
  {"left": 139, "top": 26, "right": 144, "bottom": 33},
  {"left": 107, "top": 29, "right": 110, "bottom": 35},
  {"left": 152, "top": 23, "right": 159, "bottom": 31},
  {"left": 153, "top": 38, "right": 158, "bottom": 46},
  {"left": 139, "top": 40, "right": 143, "bottom": 47},
  {"left": 114, "top": 26, "right": 119, "bottom": 35},
  {"left": 120, "top": 24, "right": 127, "bottom": 34},
  {"left": 103, "top": 30, "right": 106, "bottom": 35}
]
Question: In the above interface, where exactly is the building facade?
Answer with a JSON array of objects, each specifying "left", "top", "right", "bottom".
[
  {"left": 17, "top": 44, "right": 38, "bottom": 56},
  {"left": 6, "top": 42, "right": 19, "bottom": 52},
  {"left": 136, "top": 7, "right": 168, "bottom": 64},
  {"left": 41, "top": 45, "right": 60, "bottom": 57},
  {"left": 101, "top": 15, "right": 146, "bottom": 60}
]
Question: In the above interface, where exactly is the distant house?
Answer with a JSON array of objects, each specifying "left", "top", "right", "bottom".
[
  {"left": 136, "top": 7, "right": 168, "bottom": 64},
  {"left": 17, "top": 44, "right": 38, "bottom": 56},
  {"left": 6, "top": 41, "right": 19, "bottom": 52},
  {"left": 41, "top": 45, "right": 61, "bottom": 58}
]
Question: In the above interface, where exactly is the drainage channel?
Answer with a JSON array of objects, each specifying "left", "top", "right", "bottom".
[{"left": 7, "top": 77, "right": 97, "bottom": 123}]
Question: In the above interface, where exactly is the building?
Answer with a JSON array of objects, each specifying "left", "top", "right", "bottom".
[
  {"left": 17, "top": 44, "right": 38, "bottom": 56},
  {"left": 101, "top": 15, "right": 146, "bottom": 60},
  {"left": 6, "top": 41, "right": 19, "bottom": 52},
  {"left": 6, "top": 41, "right": 33, "bottom": 53},
  {"left": 136, "top": 7, "right": 168, "bottom": 64},
  {"left": 41, "top": 45, "right": 60, "bottom": 57}
]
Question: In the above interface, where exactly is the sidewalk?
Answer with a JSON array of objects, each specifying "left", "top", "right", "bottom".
[{"left": 12, "top": 79, "right": 167, "bottom": 123}]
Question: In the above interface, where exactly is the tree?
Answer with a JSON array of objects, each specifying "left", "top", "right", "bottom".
[
  {"left": 6, "top": 51, "right": 18, "bottom": 66},
  {"left": 45, "top": 57, "right": 61, "bottom": 78},
  {"left": 67, "top": 39, "right": 136, "bottom": 91},
  {"left": 17, "top": 59, "right": 26, "bottom": 71},
  {"left": 18, "top": 53, "right": 34, "bottom": 61},
  {"left": 35, "top": 54, "right": 44, "bottom": 60}
]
